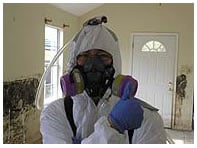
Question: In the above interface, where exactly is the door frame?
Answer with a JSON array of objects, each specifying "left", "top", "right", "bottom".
[{"left": 130, "top": 32, "right": 179, "bottom": 128}]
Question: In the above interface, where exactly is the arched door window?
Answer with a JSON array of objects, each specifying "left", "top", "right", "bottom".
[{"left": 142, "top": 40, "right": 166, "bottom": 52}]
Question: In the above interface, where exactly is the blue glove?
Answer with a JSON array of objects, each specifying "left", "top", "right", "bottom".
[
  {"left": 72, "top": 136, "right": 81, "bottom": 144},
  {"left": 108, "top": 82, "right": 144, "bottom": 133}
]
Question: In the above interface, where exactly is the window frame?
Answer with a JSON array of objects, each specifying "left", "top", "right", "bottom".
[{"left": 44, "top": 25, "right": 63, "bottom": 106}]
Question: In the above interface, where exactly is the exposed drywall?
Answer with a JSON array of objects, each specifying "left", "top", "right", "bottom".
[
  {"left": 174, "top": 65, "right": 193, "bottom": 130},
  {"left": 79, "top": 3, "right": 194, "bottom": 130},
  {"left": 3, "top": 77, "right": 41, "bottom": 143}
]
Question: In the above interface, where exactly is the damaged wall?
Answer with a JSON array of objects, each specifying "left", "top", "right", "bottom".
[
  {"left": 174, "top": 65, "right": 193, "bottom": 130},
  {"left": 3, "top": 77, "right": 41, "bottom": 143},
  {"left": 3, "top": 3, "right": 79, "bottom": 143}
]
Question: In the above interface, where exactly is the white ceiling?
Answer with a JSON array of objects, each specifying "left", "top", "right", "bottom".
[{"left": 51, "top": 3, "right": 104, "bottom": 16}]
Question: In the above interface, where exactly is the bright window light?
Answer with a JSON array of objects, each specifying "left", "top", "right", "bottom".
[
  {"left": 44, "top": 25, "right": 63, "bottom": 106},
  {"left": 142, "top": 40, "right": 166, "bottom": 52}
]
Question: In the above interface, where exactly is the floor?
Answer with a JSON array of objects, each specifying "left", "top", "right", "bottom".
[{"left": 165, "top": 128, "right": 194, "bottom": 144}]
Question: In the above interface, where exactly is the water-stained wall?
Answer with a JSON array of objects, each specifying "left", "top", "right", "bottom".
[
  {"left": 173, "top": 65, "right": 193, "bottom": 130},
  {"left": 3, "top": 77, "right": 42, "bottom": 143}
]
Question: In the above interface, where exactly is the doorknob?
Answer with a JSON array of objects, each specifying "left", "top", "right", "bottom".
[{"left": 168, "top": 81, "right": 174, "bottom": 92}]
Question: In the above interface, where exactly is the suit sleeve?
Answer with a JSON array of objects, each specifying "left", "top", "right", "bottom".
[
  {"left": 132, "top": 107, "right": 167, "bottom": 144},
  {"left": 40, "top": 99, "right": 73, "bottom": 144},
  {"left": 81, "top": 116, "right": 129, "bottom": 144},
  {"left": 40, "top": 98, "right": 129, "bottom": 144}
]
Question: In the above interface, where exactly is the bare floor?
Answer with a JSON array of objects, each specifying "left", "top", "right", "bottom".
[{"left": 165, "top": 128, "right": 194, "bottom": 144}]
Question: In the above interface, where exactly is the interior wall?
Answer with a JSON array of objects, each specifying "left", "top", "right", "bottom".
[
  {"left": 80, "top": 3, "right": 194, "bottom": 130},
  {"left": 4, "top": 3, "right": 79, "bottom": 81},
  {"left": 3, "top": 3, "right": 79, "bottom": 143}
]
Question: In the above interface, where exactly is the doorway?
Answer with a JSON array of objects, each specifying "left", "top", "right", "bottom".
[{"left": 131, "top": 33, "right": 178, "bottom": 128}]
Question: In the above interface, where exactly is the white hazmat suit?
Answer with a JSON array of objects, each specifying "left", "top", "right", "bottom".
[{"left": 40, "top": 22, "right": 167, "bottom": 144}]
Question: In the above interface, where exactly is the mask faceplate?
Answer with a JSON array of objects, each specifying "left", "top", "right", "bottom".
[{"left": 82, "top": 55, "right": 114, "bottom": 105}]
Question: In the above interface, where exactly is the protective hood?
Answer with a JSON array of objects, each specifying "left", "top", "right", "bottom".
[{"left": 66, "top": 23, "right": 121, "bottom": 77}]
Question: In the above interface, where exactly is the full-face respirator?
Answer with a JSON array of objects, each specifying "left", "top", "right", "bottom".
[{"left": 61, "top": 47, "right": 116, "bottom": 100}]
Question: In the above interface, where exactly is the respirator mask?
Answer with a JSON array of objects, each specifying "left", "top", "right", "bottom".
[
  {"left": 82, "top": 54, "right": 114, "bottom": 104},
  {"left": 60, "top": 67, "right": 138, "bottom": 103},
  {"left": 69, "top": 50, "right": 115, "bottom": 105}
]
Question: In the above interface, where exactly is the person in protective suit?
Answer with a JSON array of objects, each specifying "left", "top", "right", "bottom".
[{"left": 40, "top": 16, "right": 167, "bottom": 144}]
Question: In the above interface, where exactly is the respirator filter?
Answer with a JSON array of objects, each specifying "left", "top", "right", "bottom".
[{"left": 60, "top": 72, "right": 138, "bottom": 98}]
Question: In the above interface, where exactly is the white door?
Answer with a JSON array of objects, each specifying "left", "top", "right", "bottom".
[{"left": 132, "top": 33, "right": 178, "bottom": 128}]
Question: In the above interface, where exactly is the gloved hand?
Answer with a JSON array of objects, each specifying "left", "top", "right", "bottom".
[
  {"left": 108, "top": 82, "right": 144, "bottom": 133},
  {"left": 72, "top": 136, "right": 82, "bottom": 144}
]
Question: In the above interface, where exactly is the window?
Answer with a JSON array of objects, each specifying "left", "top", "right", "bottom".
[
  {"left": 142, "top": 40, "right": 166, "bottom": 52},
  {"left": 44, "top": 25, "right": 63, "bottom": 106}
]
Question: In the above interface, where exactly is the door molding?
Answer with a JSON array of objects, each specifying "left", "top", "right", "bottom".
[{"left": 130, "top": 32, "right": 178, "bottom": 128}]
